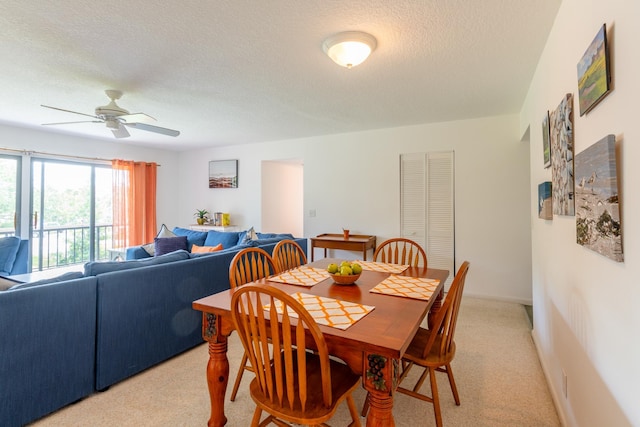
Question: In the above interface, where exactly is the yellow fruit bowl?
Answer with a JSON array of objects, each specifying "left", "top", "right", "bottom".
[{"left": 329, "top": 272, "right": 361, "bottom": 285}]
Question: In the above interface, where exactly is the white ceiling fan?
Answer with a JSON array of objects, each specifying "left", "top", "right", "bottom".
[{"left": 41, "top": 89, "right": 180, "bottom": 139}]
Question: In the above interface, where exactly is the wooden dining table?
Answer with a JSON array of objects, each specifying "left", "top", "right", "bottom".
[{"left": 192, "top": 258, "right": 449, "bottom": 427}]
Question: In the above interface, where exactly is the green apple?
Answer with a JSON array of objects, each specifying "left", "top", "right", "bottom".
[
  {"left": 327, "top": 263, "right": 339, "bottom": 274},
  {"left": 340, "top": 265, "right": 353, "bottom": 275},
  {"left": 351, "top": 263, "right": 363, "bottom": 275}
]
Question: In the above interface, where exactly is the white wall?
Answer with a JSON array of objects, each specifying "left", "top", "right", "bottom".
[
  {"left": 261, "top": 160, "right": 303, "bottom": 237},
  {"left": 0, "top": 124, "right": 182, "bottom": 229},
  {"left": 178, "top": 114, "right": 533, "bottom": 303},
  {"left": 521, "top": 0, "right": 639, "bottom": 425}
]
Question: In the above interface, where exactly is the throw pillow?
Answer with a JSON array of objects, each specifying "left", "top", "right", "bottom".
[
  {"left": 0, "top": 236, "right": 21, "bottom": 274},
  {"left": 240, "top": 226, "right": 259, "bottom": 243},
  {"left": 154, "top": 236, "right": 188, "bottom": 256},
  {"left": 191, "top": 243, "right": 223, "bottom": 254},
  {"left": 143, "top": 224, "right": 176, "bottom": 256},
  {"left": 204, "top": 231, "right": 241, "bottom": 248},
  {"left": 172, "top": 227, "right": 207, "bottom": 250}
]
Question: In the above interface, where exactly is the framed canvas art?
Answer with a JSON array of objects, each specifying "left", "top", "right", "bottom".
[
  {"left": 538, "top": 182, "right": 552, "bottom": 220},
  {"left": 542, "top": 111, "right": 551, "bottom": 168},
  {"left": 575, "top": 135, "right": 622, "bottom": 262},
  {"left": 577, "top": 24, "right": 611, "bottom": 116},
  {"left": 209, "top": 160, "right": 238, "bottom": 188},
  {"left": 550, "top": 94, "right": 575, "bottom": 216}
]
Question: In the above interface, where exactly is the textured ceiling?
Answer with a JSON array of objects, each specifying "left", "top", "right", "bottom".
[{"left": 0, "top": 0, "right": 561, "bottom": 151}]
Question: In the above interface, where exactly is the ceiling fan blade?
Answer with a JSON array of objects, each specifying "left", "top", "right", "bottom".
[
  {"left": 125, "top": 122, "right": 180, "bottom": 137},
  {"left": 42, "top": 120, "right": 103, "bottom": 126},
  {"left": 111, "top": 124, "right": 130, "bottom": 139},
  {"left": 118, "top": 112, "right": 156, "bottom": 124},
  {"left": 41, "top": 104, "right": 99, "bottom": 119}
]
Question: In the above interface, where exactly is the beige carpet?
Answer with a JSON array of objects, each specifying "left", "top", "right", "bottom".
[{"left": 30, "top": 298, "right": 560, "bottom": 426}]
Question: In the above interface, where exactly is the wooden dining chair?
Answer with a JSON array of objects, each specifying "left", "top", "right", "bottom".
[
  {"left": 373, "top": 238, "right": 428, "bottom": 268},
  {"left": 272, "top": 239, "right": 307, "bottom": 273},
  {"left": 231, "top": 284, "right": 362, "bottom": 427},
  {"left": 228, "top": 247, "right": 278, "bottom": 401},
  {"left": 397, "top": 261, "right": 470, "bottom": 427}
]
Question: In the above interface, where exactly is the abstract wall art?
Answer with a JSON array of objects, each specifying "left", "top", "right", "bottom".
[
  {"left": 577, "top": 24, "right": 611, "bottom": 116},
  {"left": 550, "top": 93, "right": 575, "bottom": 216},
  {"left": 575, "top": 134, "right": 622, "bottom": 262},
  {"left": 209, "top": 159, "right": 238, "bottom": 188}
]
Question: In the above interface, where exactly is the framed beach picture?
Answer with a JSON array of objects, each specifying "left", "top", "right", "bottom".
[
  {"left": 577, "top": 24, "right": 611, "bottom": 116},
  {"left": 542, "top": 111, "right": 551, "bottom": 168},
  {"left": 574, "top": 135, "right": 622, "bottom": 262},
  {"left": 538, "top": 182, "right": 552, "bottom": 220},
  {"left": 209, "top": 160, "right": 238, "bottom": 188}
]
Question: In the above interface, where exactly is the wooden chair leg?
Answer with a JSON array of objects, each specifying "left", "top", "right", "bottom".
[
  {"left": 444, "top": 363, "right": 460, "bottom": 405},
  {"left": 230, "top": 351, "right": 249, "bottom": 401},
  {"left": 361, "top": 392, "right": 370, "bottom": 417},
  {"left": 250, "top": 407, "right": 262, "bottom": 427},
  {"left": 346, "top": 395, "right": 363, "bottom": 427},
  {"left": 429, "top": 367, "right": 443, "bottom": 427}
]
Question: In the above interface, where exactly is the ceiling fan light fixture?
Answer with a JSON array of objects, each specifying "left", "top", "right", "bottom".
[
  {"left": 323, "top": 31, "right": 377, "bottom": 69},
  {"left": 105, "top": 119, "right": 120, "bottom": 129}
]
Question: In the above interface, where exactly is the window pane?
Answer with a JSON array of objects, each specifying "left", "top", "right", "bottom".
[
  {"left": 31, "top": 159, "right": 112, "bottom": 270},
  {"left": 0, "top": 156, "right": 19, "bottom": 237}
]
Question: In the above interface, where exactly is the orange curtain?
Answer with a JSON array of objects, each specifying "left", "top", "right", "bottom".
[{"left": 112, "top": 160, "right": 158, "bottom": 248}]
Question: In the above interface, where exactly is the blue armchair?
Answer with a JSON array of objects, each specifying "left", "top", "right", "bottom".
[{"left": 0, "top": 237, "right": 29, "bottom": 276}]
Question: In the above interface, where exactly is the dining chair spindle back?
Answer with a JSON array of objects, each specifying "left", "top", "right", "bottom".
[
  {"left": 231, "top": 284, "right": 362, "bottom": 427},
  {"left": 272, "top": 239, "right": 307, "bottom": 273},
  {"left": 373, "top": 238, "right": 428, "bottom": 268},
  {"left": 228, "top": 247, "right": 277, "bottom": 401}
]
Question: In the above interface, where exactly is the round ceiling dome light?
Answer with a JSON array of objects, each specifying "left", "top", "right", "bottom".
[{"left": 322, "top": 31, "right": 377, "bottom": 69}]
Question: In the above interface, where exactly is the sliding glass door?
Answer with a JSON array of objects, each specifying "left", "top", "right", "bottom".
[
  {"left": 0, "top": 155, "right": 21, "bottom": 238},
  {"left": 31, "top": 159, "right": 112, "bottom": 270}
]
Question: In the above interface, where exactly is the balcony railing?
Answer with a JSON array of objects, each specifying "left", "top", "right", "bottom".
[{"left": 31, "top": 225, "right": 114, "bottom": 271}]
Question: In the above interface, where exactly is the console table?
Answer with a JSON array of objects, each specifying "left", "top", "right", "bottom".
[
  {"left": 310, "top": 233, "right": 376, "bottom": 261},
  {"left": 188, "top": 224, "right": 239, "bottom": 232}
]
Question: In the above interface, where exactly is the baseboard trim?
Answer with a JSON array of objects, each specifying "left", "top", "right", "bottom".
[
  {"left": 464, "top": 291, "right": 532, "bottom": 306},
  {"left": 532, "top": 328, "right": 569, "bottom": 427}
]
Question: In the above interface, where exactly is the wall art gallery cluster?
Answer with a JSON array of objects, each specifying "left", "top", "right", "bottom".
[{"left": 538, "top": 23, "right": 622, "bottom": 262}]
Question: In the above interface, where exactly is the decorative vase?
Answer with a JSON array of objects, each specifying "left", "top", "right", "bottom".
[{"left": 197, "top": 218, "right": 205, "bottom": 225}]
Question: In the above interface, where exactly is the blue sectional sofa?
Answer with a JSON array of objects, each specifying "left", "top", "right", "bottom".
[
  {"left": 0, "top": 275, "right": 97, "bottom": 427},
  {"left": 0, "top": 227, "right": 307, "bottom": 426}
]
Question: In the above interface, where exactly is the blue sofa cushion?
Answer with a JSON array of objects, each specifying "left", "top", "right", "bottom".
[
  {"left": 84, "top": 250, "right": 190, "bottom": 276},
  {"left": 8, "top": 271, "right": 85, "bottom": 291},
  {"left": 126, "top": 246, "right": 151, "bottom": 260},
  {"left": 155, "top": 236, "right": 188, "bottom": 256},
  {"left": 142, "top": 224, "right": 176, "bottom": 256},
  {"left": 257, "top": 233, "right": 294, "bottom": 240},
  {"left": 247, "top": 237, "right": 294, "bottom": 247},
  {"left": 0, "top": 236, "right": 21, "bottom": 275},
  {"left": 204, "top": 231, "right": 241, "bottom": 249},
  {"left": 172, "top": 227, "right": 207, "bottom": 250}
]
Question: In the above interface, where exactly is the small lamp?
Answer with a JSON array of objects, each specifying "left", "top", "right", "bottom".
[{"left": 323, "top": 31, "right": 377, "bottom": 69}]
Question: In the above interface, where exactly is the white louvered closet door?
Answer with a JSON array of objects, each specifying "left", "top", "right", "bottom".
[{"left": 400, "top": 151, "right": 455, "bottom": 288}]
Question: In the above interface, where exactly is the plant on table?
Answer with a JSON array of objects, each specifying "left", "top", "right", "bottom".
[{"left": 194, "top": 209, "right": 209, "bottom": 225}]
